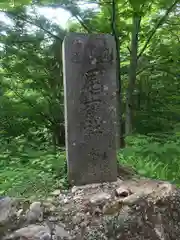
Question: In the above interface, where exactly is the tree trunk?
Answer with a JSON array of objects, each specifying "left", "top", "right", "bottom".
[
  {"left": 52, "top": 123, "right": 65, "bottom": 146},
  {"left": 125, "top": 12, "right": 141, "bottom": 135},
  {"left": 112, "top": 0, "right": 125, "bottom": 148}
]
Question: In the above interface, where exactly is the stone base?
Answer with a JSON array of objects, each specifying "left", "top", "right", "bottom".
[{"left": 1, "top": 177, "right": 180, "bottom": 240}]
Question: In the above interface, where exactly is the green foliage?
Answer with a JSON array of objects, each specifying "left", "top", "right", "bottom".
[
  {"left": 0, "top": 1, "right": 180, "bottom": 198},
  {"left": 118, "top": 135, "right": 180, "bottom": 183},
  {"left": 0, "top": 0, "right": 31, "bottom": 10},
  {"left": 0, "top": 137, "right": 67, "bottom": 198},
  {"left": 1, "top": 135, "right": 180, "bottom": 198},
  {"left": 0, "top": 7, "right": 66, "bottom": 145},
  {"left": 0, "top": 1, "right": 179, "bottom": 140}
]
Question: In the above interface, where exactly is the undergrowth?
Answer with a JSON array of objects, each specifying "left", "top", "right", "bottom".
[
  {"left": 0, "top": 134, "right": 180, "bottom": 198},
  {"left": 118, "top": 134, "right": 180, "bottom": 185}
]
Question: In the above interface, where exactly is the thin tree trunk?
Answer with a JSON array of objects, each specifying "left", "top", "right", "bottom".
[
  {"left": 125, "top": 12, "right": 141, "bottom": 135},
  {"left": 137, "top": 81, "right": 141, "bottom": 111},
  {"left": 111, "top": 0, "right": 125, "bottom": 148}
]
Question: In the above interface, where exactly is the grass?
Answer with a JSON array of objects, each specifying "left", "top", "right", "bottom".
[
  {"left": 118, "top": 134, "right": 180, "bottom": 185},
  {"left": 0, "top": 146, "right": 67, "bottom": 199},
  {"left": 1, "top": 134, "right": 180, "bottom": 198}
]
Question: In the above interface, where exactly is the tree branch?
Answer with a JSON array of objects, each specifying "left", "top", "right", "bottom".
[
  {"left": 2, "top": 10, "right": 65, "bottom": 41},
  {"left": 137, "top": 64, "right": 179, "bottom": 77},
  {"left": 8, "top": 83, "right": 54, "bottom": 125},
  {"left": 73, "top": 15, "right": 92, "bottom": 33},
  {"left": 138, "top": 0, "right": 179, "bottom": 59},
  {"left": 35, "top": 3, "right": 93, "bottom": 33}
]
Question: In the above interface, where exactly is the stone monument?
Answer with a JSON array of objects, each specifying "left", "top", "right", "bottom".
[{"left": 62, "top": 33, "right": 117, "bottom": 185}]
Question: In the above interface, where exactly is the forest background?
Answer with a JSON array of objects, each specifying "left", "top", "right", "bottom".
[{"left": 0, "top": 0, "right": 179, "bottom": 198}]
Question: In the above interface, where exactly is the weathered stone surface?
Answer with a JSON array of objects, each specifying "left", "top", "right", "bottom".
[
  {"left": 26, "top": 201, "right": 43, "bottom": 223},
  {"left": 11, "top": 224, "right": 51, "bottom": 240},
  {"left": 89, "top": 192, "right": 111, "bottom": 205},
  {"left": 0, "top": 197, "right": 16, "bottom": 224},
  {"left": 54, "top": 224, "right": 71, "bottom": 239},
  {"left": 2, "top": 177, "right": 180, "bottom": 240},
  {"left": 115, "top": 187, "right": 132, "bottom": 198},
  {"left": 62, "top": 33, "right": 118, "bottom": 185}
]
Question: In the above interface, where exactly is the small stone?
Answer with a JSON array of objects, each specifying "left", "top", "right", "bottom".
[
  {"left": 89, "top": 192, "right": 111, "bottom": 205},
  {"left": 43, "top": 201, "right": 56, "bottom": 213},
  {"left": 59, "top": 194, "right": 67, "bottom": 201},
  {"left": 75, "top": 225, "right": 79, "bottom": 231},
  {"left": 82, "top": 200, "right": 91, "bottom": 213},
  {"left": 54, "top": 224, "right": 71, "bottom": 239},
  {"left": 43, "top": 201, "right": 53, "bottom": 208},
  {"left": 26, "top": 201, "right": 43, "bottom": 223},
  {"left": 115, "top": 187, "right": 132, "bottom": 198},
  {"left": 51, "top": 189, "right": 61, "bottom": 197},
  {"left": 80, "top": 220, "right": 89, "bottom": 228},
  {"left": 16, "top": 209, "right": 23, "bottom": 218},
  {"left": 71, "top": 186, "right": 82, "bottom": 194},
  {"left": 13, "top": 224, "right": 51, "bottom": 239},
  {"left": 45, "top": 204, "right": 56, "bottom": 213},
  {"left": 29, "top": 202, "right": 42, "bottom": 211},
  {"left": 0, "top": 197, "right": 17, "bottom": 224},
  {"left": 63, "top": 198, "right": 69, "bottom": 204},
  {"left": 73, "top": 195, "right": 82, "bottom": 201},
  {"left": 72, "top": 213, "right": 85, "bottom": 225},
  {"left": 103, "top": 200, "right": 123, "bottom": 215},
  {"left": 71, "top": 186, "right": 77, "bottom": 194},
  {"left": 93, "top": 206, "right": 102, "bottom": 216},
  {"left": 62, "top": 189, "right": 69, "bottom": 194}
]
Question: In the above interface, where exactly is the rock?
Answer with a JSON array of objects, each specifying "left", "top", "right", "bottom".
[
  {"left": 29, "top": 202, "right": 42, "bottom": 211},
  {"left": 86, "top": 181, "right": 180, "bottom": 239},
  {"left": 12, "top": 224, "right": 51, "bottom": 239},
  {"left": 43, "top": 201, "right": 56, "bottom": 213},
  {"left": 89, "top": 192, "right": 111, "bottom": 205},
  {"left": 0, "top": 197, "right": 17, "bottom": 224},
  {"left": 63, "top": 198, "right": 69, "bottom": 204},
  {"left": 71, "top": 183, "right": 102, "bottom": 194},
  {"left": 2, "top": 178, "right": 180, "bottom": 240},
  {"left": 54, "top": 224, "right": 71, "bottom": 239},
  {"left": 16, "top": 208, "right": 23, "bottom": 218},
  {"left": 103, "top": 200, "right": 123, "bottom": 215},
  {"left": 26, "top": 201, "right": 43, "bottom": 223},
  {"left": 72, "top": 213, "right": 85, "bottom": 225},
  {"left": 93, "top": 206, "right": 102, "bottom": 216},
  {"left": 73, "top": 195, "right": 82, "bottom": 201},
  {"left": 115, "top": 187, "right": 132, "bottom": 198},
  {"left": 51, "top": 190, "right": 61, "bottom": 197},
  {"left": 71, "top": 186, "right": 79, "bottom": 194}
]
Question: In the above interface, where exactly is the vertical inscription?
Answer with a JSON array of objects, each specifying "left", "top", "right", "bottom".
[
  {"left": 71, "top": 36, "right": 113, "bottom": 64},
  {"left": 71, "top": 39, "right": 84, "bottom": 63},
  {"left": 88, "top": 148, "right": 108, "bottom": 161},
  {"left": 80, "top": 68, "right": 104, "bottom": 136},
  {"left": 86, "top": 37, "right": 113, "bottom": 64}
]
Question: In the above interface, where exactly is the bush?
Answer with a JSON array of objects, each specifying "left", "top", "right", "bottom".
[
  {"left": 1, "top": 134, "right": 180, "bottom": 198},
  {"left": 118, "top": 134, "right": 180, "bottom": 184},
  {"left": 0, "top": 137, "right": 68, "bottom": 198}
]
